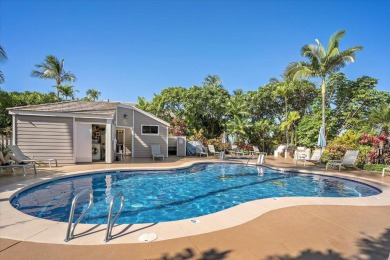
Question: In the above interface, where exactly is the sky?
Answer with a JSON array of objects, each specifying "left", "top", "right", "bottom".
[{"left": 1, "top": 0, "right": 389, "bottom": 102}]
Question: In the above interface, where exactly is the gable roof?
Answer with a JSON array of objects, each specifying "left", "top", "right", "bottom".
[
  {"left": 8, "top": 100, "right": 171, "bottom": 126},
  {"left": 8, "top": 101, "right": 119, "bottom": 116}
]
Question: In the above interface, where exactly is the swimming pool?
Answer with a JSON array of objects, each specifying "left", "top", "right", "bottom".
[{"left": 11, "top": 163, "right": 381, "bottom": 224}]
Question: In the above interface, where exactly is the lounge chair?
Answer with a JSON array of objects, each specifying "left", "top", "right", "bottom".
[
  {"left": 229, "top": 145, "right": 244, "bottom": 158},
  {"left": 252, "top": 146, "right": 261, "bottom": 155},
  {"left": 274, "top": 145, "right": 286, "bottom": 157},
  {"left": 195, "top": 145, "right": 208, "bottom": 157},
  {"left": 8, "top": 145, "right": 58, "bottom": 168},
  {"left": 207, "top": 145, "right": 220, "bottom": 157},
  {"left": 0, "top": 163, "right": 37, "bottom": 176},
  {"left": 305, "top": 149, "right": 324, "bottom": 164},
  {"left": 382, "top": 167, "right": 390, "bottom": 177},
  {"left": 326, "top": 150, "right": 359, "bottom": 171},
  {"left": 151, "top": 144, "right": 165, "bottom": 161}
]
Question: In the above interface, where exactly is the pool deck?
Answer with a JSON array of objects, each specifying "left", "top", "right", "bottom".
[{"left": 1, "top": 156, "right": 390, "bottom": 259}]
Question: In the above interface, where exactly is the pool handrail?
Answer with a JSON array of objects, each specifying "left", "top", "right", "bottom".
[
  {"left": 64, "top": 189, "right": 94, "bottom": 242},
  {"left": 104, "top": 191, "right": 125, "bottom": 242}
]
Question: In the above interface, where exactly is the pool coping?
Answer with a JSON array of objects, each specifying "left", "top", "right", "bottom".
[{"left": 1, "top": 161, "right": 390, "bottom": 245}]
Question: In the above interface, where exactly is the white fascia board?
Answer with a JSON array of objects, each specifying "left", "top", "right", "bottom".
[
  {"left": 132, "top": 106, "right": 170, "bottom": 126},
  {"left": 8, "top": 110, "right": 114, "bottom": 120}
]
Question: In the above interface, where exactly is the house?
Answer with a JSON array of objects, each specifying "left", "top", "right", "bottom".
[{"left": 7, "top": 101, "right": 170, "bottom": 164}]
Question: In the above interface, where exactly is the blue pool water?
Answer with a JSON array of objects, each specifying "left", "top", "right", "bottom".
[{"left": 11, "top": 163, "right": 381, "bottom": 224}]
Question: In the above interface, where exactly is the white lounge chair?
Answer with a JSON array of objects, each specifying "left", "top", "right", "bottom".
[
  {"left": 195, "top": 145, "right": 208, "bottom": 157},
  {"left": 252, "top": 146, "right": 261, "bottom": 155},
  {"left": 207, "top": 145, "right": 220, "bottom": 157},
  {"left": 306, "top": 149, "right": 324, "bottom": 164},
  {"left": 229, "top": 145, "right": 244, "bottom": 158},
  {"left": 8, "top": 145, "right": 58, "bottom": 168},
  {"left": 151, "top": 144, "right": 165, "bottom": 161},
  {"left": 326, "top": 150, "right": 359, "bottom": 171}
]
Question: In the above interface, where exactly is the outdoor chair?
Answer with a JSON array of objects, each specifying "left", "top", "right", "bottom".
[
  {"left": 382, "top": 167, "right": 390, "bottom": 177},
  {"left": 326, "top": 150, "right": 359, "bottom": 171},
  {"left": 8, "top": 145, "right": 58, "bottom": 168},
  {"left": 252, "top": 146, "right": 261, "bottom": 155},
  {"left": 207, "top": 145, "right": 220, "bottom": 157},
  {"left": 151, "top": 144, "right": 165, "bottom": 161},
  {"left": 302, "top": 148, "right": 324, "bottom": 165},
  {"left": 0, "top": 163, "right": 37, "bottom": 176},
  {"left": 195, "top": 145, "right": 208, "bottom": 157},
  {"left": 229, "top": 145, "right": 244, "bottom": 158}
]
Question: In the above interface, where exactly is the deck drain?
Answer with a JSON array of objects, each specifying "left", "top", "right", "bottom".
[
  {"left": 191, "top": 218, "right": 200, "bottom": 223},
  {"left": 138, "top": 233, "right": 157, "bottom": 242}
]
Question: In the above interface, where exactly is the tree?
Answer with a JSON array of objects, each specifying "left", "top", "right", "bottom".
[
  {"left": 57, "top": 85, "right": 77, "bottom": 100},
  {"left": 280, "top": 111, "right": 301, "bottom": 146},
  {"left": 86, "top": 89, "right": 101, "bottom": 101},
  {"left": 369, "top": 104, "right": 390, "bottom": 136},
  {"left": 202, "top": 75, "right": 222, "bottom": 88},
  {"left": 0, "top": 45, "right": 7, "bottom": 84},
  {"left": 31, "top": 55, "right": 76, "bottom": 97},
  {"left": 285, "top": 30, "right": 362, "bottom": 136}
]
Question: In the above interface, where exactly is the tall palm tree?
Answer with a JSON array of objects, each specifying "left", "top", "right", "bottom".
[
  {"left": 285, "top": 30, "right": 362, "bottom": 135},
  {"left": 202, "top": 75, "right": 222, "bottom": 88},
  {"left": 0, "top": 45, "right": 7, "bottom": 84},
  {"left": 86, "top": 89, "right": 101, "bottom": 101},
  {"left": 31, "top": 55, "right": 76, "bottom": 97}
]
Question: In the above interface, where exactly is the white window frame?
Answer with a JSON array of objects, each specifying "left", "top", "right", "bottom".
[{"left": 141, "top": 124, "right": 159, "bottom": 135}]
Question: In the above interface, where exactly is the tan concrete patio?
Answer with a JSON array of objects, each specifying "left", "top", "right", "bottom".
[{"left": 1, "top": 155, "right": 389, "bottom": 259}]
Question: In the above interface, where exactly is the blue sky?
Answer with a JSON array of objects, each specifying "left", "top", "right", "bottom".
[{"left": 1, "top": 0, "right": 389, "bottom": 101}]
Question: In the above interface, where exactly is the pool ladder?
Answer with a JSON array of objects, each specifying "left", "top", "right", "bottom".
[{"left": 64, "top": 190, "right": 125, "bottom": 243}]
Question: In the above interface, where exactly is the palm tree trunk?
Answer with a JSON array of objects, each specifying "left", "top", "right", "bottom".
[
  {"left": 321, "top": 77, "right": 326, "bottom": 133},
  {"left": 285, "top": 97, "right": 289, "bottom": 149}
]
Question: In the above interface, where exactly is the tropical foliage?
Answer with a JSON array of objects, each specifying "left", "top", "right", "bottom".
[
  {"left": 31, "top": 55, "right": 76, "bottom": 97},
  {"left": 0, "top": 45, "right": 7, "bottom": 84}
]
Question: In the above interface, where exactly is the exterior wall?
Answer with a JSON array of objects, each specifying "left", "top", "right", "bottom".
[
  {"left": 124, "top": 128, "right": 132, "bottom": 155},
  {"left": 15, "top": 115, "right": 74, "bottom": 164},
  {"left": 133, "top": 110, "right": 168, "bottom": 157},
  {"left": 75, "top": 118, "right": 107, "bottom": 124},
  {"left": 116, "top": 107, "right": 133, "bottom": 128}
]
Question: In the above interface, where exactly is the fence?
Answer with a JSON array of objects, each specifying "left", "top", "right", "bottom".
[{"left": 0, "top": 132, "right": 12, "bottom": 151}]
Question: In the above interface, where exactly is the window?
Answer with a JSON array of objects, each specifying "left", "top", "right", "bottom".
[{"left": 142, "top": 125, "right": 159, "bottom": 135}]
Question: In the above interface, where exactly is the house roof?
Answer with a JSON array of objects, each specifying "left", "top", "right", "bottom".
[
  {"left": 8, "top": 101, "right": 119, "bottom": 116},
  {"left": 8, "top": 100, "right": 171, "bottom": 126}
]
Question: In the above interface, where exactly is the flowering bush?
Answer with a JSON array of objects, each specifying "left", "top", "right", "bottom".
[{"left": 169, "top": 118, "right": 188, "bottom": 136}]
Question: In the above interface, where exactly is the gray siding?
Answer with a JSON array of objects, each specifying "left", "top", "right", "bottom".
[
  {"left": 124, "top": 128, "right": 132, "bottom": 155},
  {"left": 116, "top": 107, "right": 133, "bottom": 128},
  {"left": 133, "top": 111, "right": 168, "bottom": 158},
  {"left": 75, "top": 118, "right": 107, "bottom": 124},
  {"left": 15, "top": 115, "right": 74, "bottom": 164}
]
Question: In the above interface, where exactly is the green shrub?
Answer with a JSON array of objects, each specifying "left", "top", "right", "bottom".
[{"left": 363, "top": 164, "right": 389, "bottom": 172}]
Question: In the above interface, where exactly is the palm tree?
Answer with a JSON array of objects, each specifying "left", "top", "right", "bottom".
[
  {"left": 370, "top": 104, "right": 390, "bottom": 136},
  {"left": 0, "top": 45, "right": 7, "bottom": 84},
  {"left": 57, "top": 85, "right": 77, "bottom": 100},
  {"left": 202, "top": 75, "right": 222, "bottom": 88},
  {"left": 226, "top": 115, "right": 253, "bottom": 144},
  {"left": 285, "top": 30, "right": 362, "bottom": 135},
  {"left": 280, "top": 111, "right": 301, "bottom": 146},
  {"left": 86, "top": 89, "right": 101, "bottom": 101},
  {"left": 31, "top": 55, "right": 76, "bottom": 97}
]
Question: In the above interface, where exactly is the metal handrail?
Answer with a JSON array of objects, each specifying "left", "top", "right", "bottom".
[
  {"left": 104, "top": 191, "right": 125, "bottom": 242},
  {"left": 64, "top": 189, "right": 94, "bottom": 242}
]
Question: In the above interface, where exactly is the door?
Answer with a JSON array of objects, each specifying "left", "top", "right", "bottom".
[{"left": 76, "top": 123, "right": 92, "bottom": 162}]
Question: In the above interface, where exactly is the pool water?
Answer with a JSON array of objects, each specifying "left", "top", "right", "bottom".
[{"left": 11, "top": 163, "right": 381, "bottom": 224}]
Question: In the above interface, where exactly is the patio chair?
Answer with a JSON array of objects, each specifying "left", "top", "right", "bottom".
[
  {"left": 0, "top": 163, "right": 37, "bottom": 176},
  {"left": 207, "top": 145, "right": 220, "bottom": 157},
  {"left": 151, "top": 144, "right": 165, "bottom": 161},
  {"left": 326, "top": 150, "right": 359, "bottom": 171},
  {"left": 252, "top": 146, "right": 261, "bottom": 155},
  {"left": 229, "top": 145, "right": 244, "bottom": 158},
  {"left": 8, "top": 145, "right": 58, "bottom": 168},
  {"left": 305, "top": 149, "right": 324, "bottom": 164},
  {"left": 274, "top": 145, "right": 286, "bottom": 157},
  {"left": 195, "top": 145, "right": 208, "bottom": 157}
]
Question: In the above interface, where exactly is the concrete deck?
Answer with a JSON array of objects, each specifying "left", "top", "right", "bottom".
[{"left": 1, "top": 155, "right": 389, "bottom": 259}]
